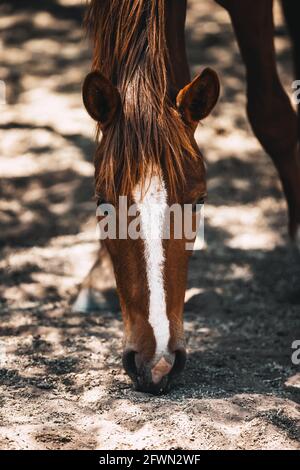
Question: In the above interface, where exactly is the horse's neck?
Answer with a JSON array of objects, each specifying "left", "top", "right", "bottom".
[{"left": 165, "top": 0, "right": 190, "bottom": 93}]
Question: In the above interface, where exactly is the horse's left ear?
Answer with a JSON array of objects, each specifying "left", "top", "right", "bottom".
[
  {"left": 176, "top": 68, "right": 220, "bottom": 126},
  {"left": 82, "top": 71, "right": 121, "bottom": 128}
]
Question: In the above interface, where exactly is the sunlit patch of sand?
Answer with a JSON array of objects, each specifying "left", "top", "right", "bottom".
[
  {"left": 285, "top": 374, "right": 300, "bottom": 389},
  {"left": 57, "top": 0, "right": 82, "bottom": 5},
  {"left": 82, "top": 387, "right": 107, "bottom": 404},
  {"left": 0, "top": 232, "right": 98, "bottom": 309},
  {"left": 0, "top": 126, "right": 93, "bottom": 177},
  {"left": 204, "top": 198, "right": 286, "bottom": 250},
  {"left": 185, "top": 287, "right": 204, "bottom": 303}
]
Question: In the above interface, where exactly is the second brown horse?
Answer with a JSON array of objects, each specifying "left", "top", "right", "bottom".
[{"left": 73, "top": 0, "right": 300, "bottom": 394}]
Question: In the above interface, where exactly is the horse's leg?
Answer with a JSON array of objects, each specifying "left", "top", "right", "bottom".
[
  {"left": 72, "top": 244, "right": 119, "bottom": 313},
  {"left": 281, "top": 0, "right": 300, "bottom": 134},
  {"left": 166, "top": 0, "right": 190, "bottom": 91},
  {"left": 216, "top": 0, "right": 300, "bottom": 241}
]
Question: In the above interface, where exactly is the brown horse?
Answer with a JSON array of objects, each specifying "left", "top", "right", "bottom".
[
  {"left": 218, "top": 0, "right": 300, "bottom": 241},
  {"left": 73, "top": 0, "right": 300, "bottom": 394}
]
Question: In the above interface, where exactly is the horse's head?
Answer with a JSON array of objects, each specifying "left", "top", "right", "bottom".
[{"left": 83, "top": 68, "right": 219, "bottom": 394}]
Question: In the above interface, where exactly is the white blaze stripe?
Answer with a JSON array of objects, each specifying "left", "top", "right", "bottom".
[{"left": 133, "top": 175, "right": 170, "bottom": 356}]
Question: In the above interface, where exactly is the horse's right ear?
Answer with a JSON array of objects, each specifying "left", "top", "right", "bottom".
[
  {"left": 82, "top": 71, "right": 120, "bottom": 127},
  {"left": 176, "top": 68, "right": 220, "bottom": 128}
]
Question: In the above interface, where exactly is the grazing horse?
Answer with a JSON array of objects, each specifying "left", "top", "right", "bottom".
[{"left": 73, "top": 0, "right": 300, "bottom": 394}]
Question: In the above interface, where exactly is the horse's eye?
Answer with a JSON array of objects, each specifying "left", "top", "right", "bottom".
[{"left": 96, "top": 197, "right": 111, "bottom": 217}]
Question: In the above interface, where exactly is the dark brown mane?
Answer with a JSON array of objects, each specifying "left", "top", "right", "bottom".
[{"left": 85, "top": 0, "right": 197, "bottom": 200}]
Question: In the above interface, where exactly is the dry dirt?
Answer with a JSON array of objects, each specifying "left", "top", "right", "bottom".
[{"left": 0, "top": 0, "right": 300, "bottom": 450}]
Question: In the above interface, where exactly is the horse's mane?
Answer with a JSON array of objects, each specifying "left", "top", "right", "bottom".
[{"left": 85, "top": 0, "right": 197, "bottom": 200}]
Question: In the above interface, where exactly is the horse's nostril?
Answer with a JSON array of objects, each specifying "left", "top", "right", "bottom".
[
  {"left": 151, "top": 356, "right": 174, "bottom": 384},
  {"left": 122, "top": 349, "right": 137, "bottom": 381},
  {"left": 169, "top": 348, "right": 187, "bottom": 379},
  {"left": 122, "top": 349, "right": 186, "bottom": 394}
]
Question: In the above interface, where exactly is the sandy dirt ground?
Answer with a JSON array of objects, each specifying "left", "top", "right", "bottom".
[{"left": 1, "top": 0, "right": 300, "bottom": 450}]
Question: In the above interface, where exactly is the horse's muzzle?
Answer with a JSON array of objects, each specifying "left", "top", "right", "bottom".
[{"left": 122, "top": 348, "right": 186, "bottom": 395}]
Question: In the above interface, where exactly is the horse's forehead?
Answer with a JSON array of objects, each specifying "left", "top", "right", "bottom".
[{"left": 132, "top": 173, "right": 167, "bottom": 204}]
